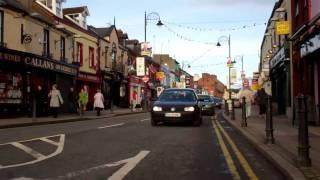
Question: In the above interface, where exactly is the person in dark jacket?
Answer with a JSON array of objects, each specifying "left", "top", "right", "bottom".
[
  {"left": 35, "top": 85, "right": 47, "bottom": 117},
  {"left": 68, "top": 87, "right": 78, "bottom": 113},
  {"left": 256, "top": 87, "right": 268, "bottom": 115}
]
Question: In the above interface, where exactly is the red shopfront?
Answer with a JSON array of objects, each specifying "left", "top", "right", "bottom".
[
  {"left": 128, "top": 75, "right": 146, "bottom": 107},
  {"left": 77, "top": 72, "right": 101, "bottom": 110}
]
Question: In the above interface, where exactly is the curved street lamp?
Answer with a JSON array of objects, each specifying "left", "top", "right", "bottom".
[
  {"left": 144, "top": 12, "right": 164, "bottom": 42},
  {"left": 217, "top": 34, "right": 235, "bottom": 119}
]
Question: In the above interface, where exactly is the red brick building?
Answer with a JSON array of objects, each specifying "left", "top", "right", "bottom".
[{"left": 196, "top": 73, "right": 226, "bottom": 97}]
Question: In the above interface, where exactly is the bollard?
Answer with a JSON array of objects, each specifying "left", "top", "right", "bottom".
[
  {"left": 231, "top": 99, "right": 235, "bottom": 120},
  {"left": 241, "top": 97, "right": 247, "bottom": 127},
  {"left": 265, "top": 95, "right": 275, "bottom": 144},
  {"left": 296, "top": 95, "right": 312, "bottom": 167},
  {"left": 225, "top": 99, "right": 229, "bottom": 116}
]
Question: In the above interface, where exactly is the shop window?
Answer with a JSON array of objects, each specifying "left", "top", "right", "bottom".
[
  {"left": 0, "top": 11, "right": 4, "bottom": 47},
  {"left": 60, "top": 36, "right": 65, "bottom": 60},
  {"left": 43, "top": 29, "right": 50, "bottom": 57},
  {"left": 89, "top": 47, "right": 95, "bottom": 68},
  {"left": 76, "top": 42, "right": 83, "bottom": 65},
  {"left": 0, "top": 71, "right": 23, "bottom": 104}
]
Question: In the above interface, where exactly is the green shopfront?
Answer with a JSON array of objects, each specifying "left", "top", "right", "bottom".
[{"left": 0, "top": 47, "right": 78, "bottom": 118}]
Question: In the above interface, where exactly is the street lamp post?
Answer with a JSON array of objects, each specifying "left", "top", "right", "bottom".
[
  {"left": 217, "top": 35, "right": 235, "bottom": 120},
  {"left": 144, "top": 11, "right": 164, "bottom": 43},
  {"left": 143, "top": 12, "right": 163, "bottom": 111}
]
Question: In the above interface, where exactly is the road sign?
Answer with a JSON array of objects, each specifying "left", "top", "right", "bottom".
[{"left": 142, "top": 76, "right": 149, "bottom": 83}]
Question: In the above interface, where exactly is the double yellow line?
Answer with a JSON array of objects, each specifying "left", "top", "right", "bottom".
[{"left": 212, "top": 116, "right": 259, "bottom": 180}]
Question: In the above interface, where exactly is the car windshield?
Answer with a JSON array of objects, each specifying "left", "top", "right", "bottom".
[
  {"left": 198, "top": 95, "right": 212, "bottom": 102},
  {"left": 159, "top": 90, "right": 196, "bottom": 102}
]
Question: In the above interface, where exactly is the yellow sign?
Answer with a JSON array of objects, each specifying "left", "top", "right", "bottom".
[
  {"left": 227, "top": 63, "right": 233, "bottom": 68},
  {"left": 156, "top": 72, "right": 165, "bottom": 81},
  {"left": 276, "top": 21, "right": 290, "bottom": 35}
]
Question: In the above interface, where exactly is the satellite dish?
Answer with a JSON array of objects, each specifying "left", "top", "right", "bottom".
[{"left": 264, "top": 81, "right": 272, "bottom": 96}]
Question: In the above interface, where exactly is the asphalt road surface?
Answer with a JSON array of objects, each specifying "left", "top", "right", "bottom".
[{"left": 0, "top": 111, "right": 285, "bottom": 180}]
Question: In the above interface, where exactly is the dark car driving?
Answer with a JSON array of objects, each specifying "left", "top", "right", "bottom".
[
  {"left": 198, "top": 95, "right": 215, "bottom": 116},
  {"left": 151, "top": 88, "right": 202, "bottom": 126}
]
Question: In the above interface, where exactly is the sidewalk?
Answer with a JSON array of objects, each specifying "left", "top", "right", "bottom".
[
  {"left": 0, "top": 108, "right": 146, "bottom": 129},
  {"left": 222, "top": 105, "right": 320, "bottom": 180}
]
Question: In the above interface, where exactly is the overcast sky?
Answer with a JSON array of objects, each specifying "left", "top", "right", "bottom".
[{"left": 64, "top": 0, "right": 277, "bottom": 86}]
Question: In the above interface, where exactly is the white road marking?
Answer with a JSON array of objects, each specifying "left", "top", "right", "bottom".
[
  {"left": 98, "top": 123, "right": 125, "bottom": 129},
  {"left": 140, "top": 118, "right": 150, "bottom": 122},
  {"left": 108, "top": 150, "right": 150, "bottom": 180},
  {"left": 11, "top": 142, "right": 45, "bottom": 159},
  {"left": 40, "top": 137, "right": 59, "bottom": 146},
  {"left": 0, "top": 134, "right": 65, "bottom": 169},
  {"left": 41, "top": 150, "right": 150, "bottom": 180}
]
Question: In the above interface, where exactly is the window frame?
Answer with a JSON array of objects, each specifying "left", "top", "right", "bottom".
[
  {"left": 60, "top": 36, "right": 65, "bottom": 60},
  {"left": 0, "top": 10, "right": 4, "bottom": 46},
  {"left": 76, "top": 42, "right": 83, "bottom": 65},
  {"left": 43, "top": 29, "right": 50, "bottom": 57},
  {"left": 89, "top": 46, "right": 95, "bottom": 68}
]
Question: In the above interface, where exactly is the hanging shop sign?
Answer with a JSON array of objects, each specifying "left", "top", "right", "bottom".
[
  {"left": 136, "top": 57, "right": 145, "bottom": 76},
  {"left": 156, "top": 71, "right": 165, "bottom": 81},
  {"left": 142, "top": 75, "right": 149, "bottom": 83},
  {"left": 141, "top": 42, "right": 152, "bottom": 57},
  {"left": 276, "top": 21, "right": 290, "bottom": 35},
  {"left": 300, "top": 33, "right": 320, "bottom": 58},
  {"left": 231, "top": 68, "right": 237, "bottom": 83},
  {"left": 270, "top": 47, "right": 285, "bottom": 69},
  {"left": 0, "top": 48, "right": 78, "bottom": 75},
  {"left": 22, "top": 34, "right": 32, "bottom": 44}
]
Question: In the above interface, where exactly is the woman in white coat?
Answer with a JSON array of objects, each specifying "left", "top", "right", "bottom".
[
  {"left": 94, "top": 89, "right": 104, "bottom": 116},
  {"left": 48, "top": 84, "right": 64, "bottom": 118}
]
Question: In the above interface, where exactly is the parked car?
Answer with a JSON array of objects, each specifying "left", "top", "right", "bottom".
[
  {"left": 198, "top": 95, "right": 215, "bottom": 116},
  {"left": 151, "top": 88, "right": 202, "bottom": 126},
  {"left": 211, "top": 96, "right": 223, "bottom": 109}
]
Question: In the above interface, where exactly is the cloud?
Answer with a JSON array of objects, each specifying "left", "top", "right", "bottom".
[{"left": 189, "top": 0, "right": 277, "bottom": 7}]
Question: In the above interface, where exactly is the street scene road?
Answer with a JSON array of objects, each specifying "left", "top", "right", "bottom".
[{"left": 0, "top": 112, "right": 285, "bottom": 180}]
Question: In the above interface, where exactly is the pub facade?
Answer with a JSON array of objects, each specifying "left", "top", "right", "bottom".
[{"left": 0, "top": 0, "right": 78, "bottom": 117}]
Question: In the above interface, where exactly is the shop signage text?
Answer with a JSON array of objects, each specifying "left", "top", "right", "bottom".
[
  {"left": 270, "top": 47, "right": 285, "bottom": 68},
  {"left": 300, "top": 33, "right": 320, "bottom": 58},
  {"left": 78, "top": 73, "right": 100, "bottom": 82},
  {"left": 0, "top": 50, "right": 77, "bottom": 75},
  {"left": 276, "top": 21, "right": 290, "bottom": 35}
]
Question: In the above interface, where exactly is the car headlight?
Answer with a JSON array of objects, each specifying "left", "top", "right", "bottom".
[
  {"left": 184, "top": 106, "right": 195, "bottom": 112},
  {"left": 153, "top": 106, "right": 162, "bottom": 112}
]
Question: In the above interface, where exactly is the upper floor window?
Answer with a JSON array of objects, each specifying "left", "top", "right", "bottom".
[
  {"left": 56, "top": 1, "right": 62, "bottom": 15},
  {"left": 104, "top": 46, "right": 109, "bottom": 68},
  {"left": 89, "top": 47, "right": 95, "bottom": 68},
  {"left": 76, "top": 42, "right": 83, "bottom": 65},
  {"left": 295, "top": 0, "right": 299, "bottom": 16},
  {"left": 39, "top": 0, "right": 53, "bottom": 9},
  {"left": 43, "top": 29, "right": 50, "bottom": 57},
  {"left": 0, "top": 11, "right": 3, "bottom": 46},
  {"left": 60, "top": 36, "right": 65, "bottom": 60}
]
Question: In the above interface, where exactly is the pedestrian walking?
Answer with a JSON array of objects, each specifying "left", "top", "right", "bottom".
[
  {"left": 48, "top": 84, "right": 63, "bottom": 118},
  {"left": 256, "top": 87, "right": 267, "bottom": 116},
  {"left": 35, "top": 85, "right": 46, "bottom": 117},
  {"left": 94, "top": 89, "right": 104, "bottom": 116},
  {"left": 78, "top": 87, "right": 88, "bottom": 116},
  {"left": 239, "top": 87, "right": 254, "bottom": 118},
  {"left": 68, "top": 87, "right": 78, "bottom": 113},
  {"left": 132, "top": 89, "right": 137, "bottom": 111}
]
